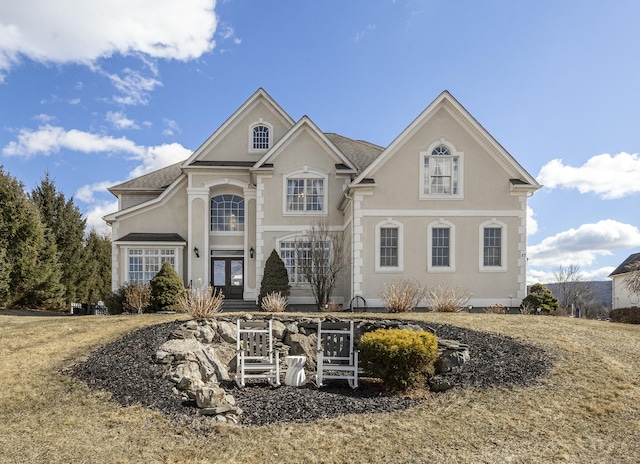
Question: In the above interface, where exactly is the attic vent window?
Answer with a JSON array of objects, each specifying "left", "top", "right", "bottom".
[{"left": 253, "top": 125, "right": 270, "bottom": 150}]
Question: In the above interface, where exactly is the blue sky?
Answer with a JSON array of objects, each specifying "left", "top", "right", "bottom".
[{"left": 1, "top": 0, "right": 639, "bottom": 285}]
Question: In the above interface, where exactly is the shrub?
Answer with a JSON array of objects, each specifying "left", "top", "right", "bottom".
[
  {"left": 380, "top": 279, "right": 426, "bottom": 313},
  {"left": 484, "top": 303, "right": 507, "bottom": 314},
  {"left": 150, "top": 262, "right": 185, "bottom": 311},
  {"left": 260, "top": 291, "right": 288, "bottom": 312},
  {"left": 358, "top": 328, "right": 438, "bottom": 391},
  {"left": 425, "top": 284, "right": 471, "bottom": 312},
  {"left": 177, "top": 285, "right": 224, "bottom": 319},
  {"left": 259, "top": 249, "right": 290, "bottom": 307},
  {"left": 123, "top": 282, "right": 151, "bottom": 314},
  {"left": 609, "top": 307, "right": 640, "bottom": 324},
  {"left": 521, "top": 283, "right": 559, "bottom": 314}
]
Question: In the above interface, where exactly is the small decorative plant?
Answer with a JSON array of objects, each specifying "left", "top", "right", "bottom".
[
  {"left": 178, "top": 284, "right": 224, "bottom": 319},
  {"left": 359, "top": 328, "right": 438, "bottom": 391},
  {"left": 425, "top": 284, "right": 471, "bottom": 312},
  {"left": 380, "top": 279, "right": 426, "bottom": 313},
  {"left": 484, "top": 303, "right": 507, "bottom": 314},
  {"left": 260, "top": 291, "right": 288, "bottom": 312},
  {"left": 123, "top": 282, "right": 151, "bottom": 314}
]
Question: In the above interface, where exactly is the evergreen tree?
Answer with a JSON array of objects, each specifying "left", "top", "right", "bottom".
[
  {"left": 0, "top": 166, "right": 63, "bottom": 308},
  {"left": 81, "top": 229, "right": 112, "bottom": 304},
  {"left": 0, "top": 247, "right": 10, "bottom": 304},
  {"left": 259, "top": 249, "right": 290, "bottom": 306},
  {"left": 150, "top": 261, "right": 184, "bottom": 311},
  {"left": 30, "top": 172, "right": 86, "bottom": 305},
  {"left": 521, "top": 283, "right": 559, "bottom": 314}
]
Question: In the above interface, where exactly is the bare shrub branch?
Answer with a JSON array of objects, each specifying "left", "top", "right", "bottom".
[
  {"left": 260, "top": 291, "right": 288, "bottom": 312},
  {"left": 123, "top": 283, "right": 151, "bottom": 314},
  {"left": 380, "top": 279, "right": 426, "bottom": 313},
  {"left": 177, "top": 285, "right": 224, "bottom": 319},
  {"left": 425, "top": 284, "right": 471, "bottom": 313}
]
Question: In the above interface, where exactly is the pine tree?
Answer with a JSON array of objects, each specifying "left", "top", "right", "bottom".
[
  {"left": 30, "top": 172, "right": 86, "bottom": 306},
  {"left": 150, "top": 261, "right": 185, "bottom": 311},
  {"left": 81, "top": 229, "right": 112, "bottom": 304},
  {"left": 259, "top": 249, "right": 290, "bottom": 306},
  {"left": 521, "top": 283, "right": 559, "bottom": 314},
  {"left": 0, "top": 166, "right": 63, "bottom": 308}
]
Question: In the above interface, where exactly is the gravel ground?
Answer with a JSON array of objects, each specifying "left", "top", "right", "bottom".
[{"left": 67, "top": 319, "right": 553, "bottom": 431}]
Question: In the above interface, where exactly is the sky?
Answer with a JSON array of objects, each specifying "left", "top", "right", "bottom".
[{"left": 1, "top": 0, "right": 639, "bottom": 285}]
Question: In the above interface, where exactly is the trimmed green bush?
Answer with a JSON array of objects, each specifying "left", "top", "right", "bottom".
[
  {"left": 521, "top": 283, "right": 559, "bottom": 314},
  {"left": 150, "top": 262, "right": 185, "bottom": 311},
  {"left": 259, "top": 249, "right": 290, "bottom": 306},
  {"left": 358, "top": 328, "right": 438, "bottom": 391},
  {"left": 609, "top": 307, "right": 640, "bottom": 324}
]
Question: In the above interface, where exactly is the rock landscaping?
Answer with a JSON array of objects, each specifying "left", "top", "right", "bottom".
[{"left": 68, "top": 315, "right": 553, "bottom": 431}]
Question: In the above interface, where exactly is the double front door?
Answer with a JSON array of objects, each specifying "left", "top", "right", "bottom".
[{"left": 212, "top": 257, "right": 244, "bottom": 299}]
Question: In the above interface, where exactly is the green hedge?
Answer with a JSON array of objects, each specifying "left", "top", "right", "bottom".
[{"left": 358, "top": 328, "right": 438, "bottom": 391}]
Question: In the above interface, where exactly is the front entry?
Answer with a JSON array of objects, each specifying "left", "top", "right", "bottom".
[{"left": 212, "top": 257, "right": 244, "bottom": 299}]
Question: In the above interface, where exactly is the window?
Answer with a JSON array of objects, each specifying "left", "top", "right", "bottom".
[
  {"left": 427, "top": 219, "right": 455, "bottom": 272},
  {"left": 432, "top": 227, "right": 450, "bottom": 267},
  {"left": 279, "top": 240, "right": 329, "bottom": 284},
  {"left": 128, "top": 248, "right": 176, "bottom": 284},
  {"left": 286, "top": 178, "right": 324, "bottom": 212},
  {"left": 483, "top": 227, "right": 501, "bottom": 267},
  {"left": 211, "top": 194, "right": 244, "bottom": 232},
  {"left": 253, "top": 125, "right": 270, "bottom": 150},
  {"left": 479, "top": 219, "right": 507, "bottom": 271},
  {"left": 420, "top": 142, "right": 463, "bottom": 198},
  {"left": 375, "top": 219, "right": 403, "bottom": 272},
  {"left": 379, "top": 227, "right": 398, "bottom": 267}
]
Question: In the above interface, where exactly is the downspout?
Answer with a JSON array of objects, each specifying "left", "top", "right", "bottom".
[{"left": 344, "top": 188, "right": 355, "bottom": 308}]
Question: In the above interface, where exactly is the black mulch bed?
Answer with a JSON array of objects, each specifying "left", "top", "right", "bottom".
[{"left": 66, "top": 319, "right": 553, "bottom": 431}]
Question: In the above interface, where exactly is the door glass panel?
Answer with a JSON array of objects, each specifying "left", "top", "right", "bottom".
[
  {"left": 230, "top": 259, "right": 243, "bottom": 287},
  {"left": 213, "top": 259, "right": 226, "bottom": 286}
]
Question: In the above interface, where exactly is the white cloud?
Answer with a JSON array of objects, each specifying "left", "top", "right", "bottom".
[
  {"left": 528, "top": 220, "right": 640, "bottom": 267},
  {"left": 128, "top": 143, "right": 192, "bottom": 177},
  {"left": 527, "top": 206, "right": 538, "bottom": 235},
  {"left": 106, "top": 111, "right": 139, "bottom": 130},
  {"left": 537, "top": 152, "right": 640, "bottom": 199},
  {"left": 526, "top": 266, "right": 614, "bottom": 286},
  {"left": 0, "top": 1, "right": 218, "bottom": 80},
  {"left": 162, "top": 119, "right": 181, "bottom": 136},
  {"left": 75, "top": 180, "right": 118, "bottom": 204},
  {"left": 84, "top": 200, "right": 119, "bottom": 234},
  {"left": 2, "top": 124, "right": 142, "bottom": 158},
  {"left": 354, "top": 24, "right": 376, "bottom": 42},
  {"left": 101, "top": 67, "right": 163, "bottom": 106}
]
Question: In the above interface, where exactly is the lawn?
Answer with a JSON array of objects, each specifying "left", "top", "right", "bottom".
[{"left": 0, "top": 311, "right": 638, "bottom": 463}]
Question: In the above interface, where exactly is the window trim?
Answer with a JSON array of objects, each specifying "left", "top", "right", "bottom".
[
  {"left": 248, "top": 120, "right": 273, "bottom": 153},
  {"left": 420, "top": 139, "right": 464, "bottom": 200},
  {"left": 375, "top": 219, "right": 404, "bottom": 273},
  {"left": 427, "top": 219, "right": 456, "bottom": 272},
  {"left": 126, "top": 247, "right": 180, "bottom": 284},
  {"left": 210, "top": 193, "right": 245, "bottom": 235},
  {"left": 479, "top": 219, "right": 507, "bottom": 272},
  {"left": 277, "top": 235, "right": 331, "bottom": 286},
  {"left": 282, "top": 169, "right": 328, "bottom": 216}
]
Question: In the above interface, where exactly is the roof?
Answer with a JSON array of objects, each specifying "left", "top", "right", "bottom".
[
  {"left": 116, "top": 233, "right": 186, "bottom": 243},
  {"left": 324, "top": 133, "right": 384, "bottom": 173},
  {"left": 108, "top": 161, "right": 184, "bottom": 194},
  {"left": 609, "top": 252, "right": 640, "bottom": 277}
]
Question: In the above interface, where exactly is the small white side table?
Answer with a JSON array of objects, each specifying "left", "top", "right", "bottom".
[{"left": 284, "top": 355, "right": 307, "bottom": 387}]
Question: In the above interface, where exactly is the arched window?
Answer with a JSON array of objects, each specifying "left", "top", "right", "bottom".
[
  {"left": 211, "top": 194, "right": 244, "bottom": 232},
  {"left": 420, "top": 141, "right": 463, "bottom": 198},
  {"left": 252, "top": 125, "right": 270, "bottom": 150}
]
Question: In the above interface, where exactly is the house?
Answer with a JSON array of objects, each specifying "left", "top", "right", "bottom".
[
  {"left": 609, "top": 252, "right": 640, "bottom": 309},
  {"left": 104, "top": 88, "right": 541, "bottom": 308}
]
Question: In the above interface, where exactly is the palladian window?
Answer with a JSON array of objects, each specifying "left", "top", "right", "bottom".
[{"left": 211, "top": 194, "right": 245, "bottom": 232}]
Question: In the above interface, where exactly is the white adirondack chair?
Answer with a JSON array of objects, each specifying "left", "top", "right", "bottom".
[
  {"left": 316, "top": 320, "right": 359, "bottom": 389},
  {"left": 235, "top": 319, "right": 281, "bottom": 388}
]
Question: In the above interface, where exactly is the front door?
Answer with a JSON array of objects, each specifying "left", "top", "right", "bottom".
[{"left": 212, "top": 258, "right": 244, "bottom": 299}]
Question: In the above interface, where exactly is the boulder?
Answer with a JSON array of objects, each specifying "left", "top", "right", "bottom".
[
  {"left": 285, "top": 332, "right": 317, "bottom": 369},
  {"left": 217, "top": 321, "right": 237, "bottom": 344},
  {"left": 271, "top": 320, "right": 287, "bottom": 340}
]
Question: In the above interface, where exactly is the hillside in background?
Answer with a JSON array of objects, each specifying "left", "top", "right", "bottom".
[{"left": 544, "top": 281, "right": 612, "bottom": 309}]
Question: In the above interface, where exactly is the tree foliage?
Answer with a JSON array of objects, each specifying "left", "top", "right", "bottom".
[
  {"left": 623, "top": 260, "right": 640, "bottom": 298},
  {"left": 81, "top": 229, "right": 112, "bottom": 304},
  {"left": 259, "top": 249, "right": 290, "bottom": 306},
  {"left": 30, "top": 172, "right": 87, "bottom": 306},
  {"left": 150, "top": 261, "right": 184, "bottom": 311},
  {"left": 521, "top": 283, "right": 559, "bottom": 314}
]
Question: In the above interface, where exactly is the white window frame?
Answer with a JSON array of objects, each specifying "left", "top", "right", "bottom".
[
  {"left": 126, "top": 247, "right": 179, "bottom": 284},
  {"left": 248, "top": 119, "right": 273, "bottom": 153},
  {"left": 282, "top": 169, "right": 328, "bottom": 216},
  {"left": 420, "top": 139, "right": 464, "bottom": 199},
  {"left": 427, "top": 219, "right": 456, "bottom": 272},
  {"left": 479, "top": 219, "right": 507, "bottom": 272},
  {"left": 278, "top": 235, "right": 330, "bottom": 286},
  {"left": 210, "top": 194, "right": 245, "bottom": 234},
  {"left": 375, "top": 219, "right": 403, "bottom": 272}
]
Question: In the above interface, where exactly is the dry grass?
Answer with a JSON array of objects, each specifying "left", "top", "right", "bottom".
[{"left": 1, "top": 311, "right": 639, "bottom": 463}]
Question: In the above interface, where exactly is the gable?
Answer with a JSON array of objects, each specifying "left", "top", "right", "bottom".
[
  {"left": 183, "top": 89, "right": 295, "bottom": 167},
  {"left": 352, "top": 91, "right": 540, "bottom": 191}
]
